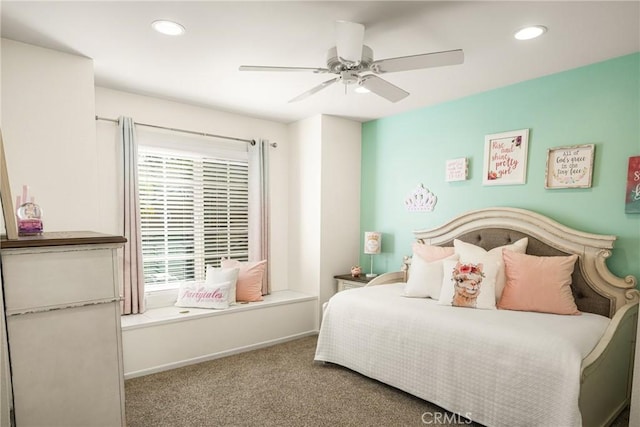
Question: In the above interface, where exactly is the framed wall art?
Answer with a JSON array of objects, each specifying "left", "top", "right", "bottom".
[
  {"left": 482, "top": 129, "right": 529, "bottom": 186},
  {"left": 545, "top": 144, "right": 595, "bottom": 189},
  {"left": 625, "top": 155, "right": 640, "bottom": 214},
  {"left": 445, "top": 157, "right": 468, "bottom": 182}
]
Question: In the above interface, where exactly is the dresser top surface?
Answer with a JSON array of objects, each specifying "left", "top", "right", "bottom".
[{"left": 1, "top": 231, "right": 126, "bottom": 249}]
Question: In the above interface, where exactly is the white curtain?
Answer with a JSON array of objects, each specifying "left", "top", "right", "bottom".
[
  {"left": 119, "top": 116, "right": 145, "bottom": 314},
  {"left": 248, "top": 139, "right": 270, "bottom": 295}
]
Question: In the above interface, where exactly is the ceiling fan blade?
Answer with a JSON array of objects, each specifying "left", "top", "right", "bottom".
[
  {"left": 288, "top": 77, "right": 339, "bottom": 103},
  {"left": 239, "top": 65, "right": 329, "bottom": 73},
  {"left": 335, "top": 20, "right": 364, "bottom": 63},
  {"left": 361, "top": 75, "right": 409, "bottom": 103},
  {"left": 371, "top": 49, "right": 464, "bottom": 74}
]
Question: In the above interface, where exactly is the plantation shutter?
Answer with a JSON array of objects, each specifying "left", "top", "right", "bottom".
[{"left": 137, "top": 132, "right": 249, "bottom": 289}]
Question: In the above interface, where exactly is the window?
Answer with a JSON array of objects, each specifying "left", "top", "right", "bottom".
[{"left": 138, "top": 141, "right": 249, "bottom": 291}]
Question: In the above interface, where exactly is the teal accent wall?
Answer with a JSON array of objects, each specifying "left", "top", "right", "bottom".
[{"left": 361, "top": 53, "right": 640, "bottom": 283}]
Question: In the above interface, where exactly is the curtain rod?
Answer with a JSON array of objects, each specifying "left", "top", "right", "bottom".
[{"left": 95, "top": 115, "right": 257, "bottom": 145}]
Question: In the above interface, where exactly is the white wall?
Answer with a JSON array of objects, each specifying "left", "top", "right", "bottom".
[
  {"left": 287, "top": 115, "right": 322, "bottom": 296},
  {"left": 288, "top": 114, "right": 361, "bottom": 309},
  {"left": 1, "top": 39, "right": 99, "bottom": 231},
  {"left": 319, "top": 115, "right": 361, "bottom": 306},
  {"left": 95, "top": 87, "right": 290, "bottom": 292}
]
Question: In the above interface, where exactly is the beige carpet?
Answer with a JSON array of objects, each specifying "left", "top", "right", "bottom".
[{"left": 125, "top": 335, "right": 629, "bottom": 427}]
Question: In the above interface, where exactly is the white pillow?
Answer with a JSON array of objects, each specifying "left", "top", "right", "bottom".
[
  {"left": 404, "top": 253, "right": 459, "bottom": 299},
  {"left": 438, "top": 259, "right": 498, "bottom": 310},
  {"left": 206, "top": 265, "right": 240, "bottom": 304},
  {"left": 175, "top": 281, "right": 231, "bottom": 310},
  {"left": 453, "top": 238, "right": 528, "bottom": 301}
]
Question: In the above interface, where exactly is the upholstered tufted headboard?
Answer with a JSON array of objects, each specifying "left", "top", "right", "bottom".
[{"left": 412, "top": 208, "right": 638, "bottom": 318}]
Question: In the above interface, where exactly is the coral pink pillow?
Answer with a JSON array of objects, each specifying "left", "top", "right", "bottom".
[
  {"left": 221, "top": 259, "right": 267, "bottom": 302},
  {"left": 412, "top": 243, "right": 455, "bottom": 262},
  {"left": 498, "top": 250, "right": 580, "bottom": 315}
]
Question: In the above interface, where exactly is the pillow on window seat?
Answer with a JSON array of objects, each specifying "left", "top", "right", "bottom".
[
  {"left": 206, "top": 266, "right": 240, "bottom": 304},
  {"left": 221, "top": 259, "right": 267, "bottom": 302},
  {"left": 175, "top": 281, "right": 232, "bottom": 310}
]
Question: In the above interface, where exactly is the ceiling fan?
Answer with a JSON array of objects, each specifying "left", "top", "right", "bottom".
[{"left": 239, "top": 21, "right": 464, "bottom": 103}]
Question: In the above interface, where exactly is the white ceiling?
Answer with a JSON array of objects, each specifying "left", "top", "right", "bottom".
[{"left": 2, "top": 1, "right": 639, "bottom": 124}]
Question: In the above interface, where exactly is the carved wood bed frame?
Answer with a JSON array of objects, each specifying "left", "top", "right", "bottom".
[{"left": 367, "top": 207, "right": 639, "bottom": 427}]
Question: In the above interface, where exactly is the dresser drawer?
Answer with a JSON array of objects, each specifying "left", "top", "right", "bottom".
[
  {"left": 8, "top": 301, "right": 124, "bottom": 426},
  {"left": 2, "top": 247, "right": 118, "bottom": 312}
]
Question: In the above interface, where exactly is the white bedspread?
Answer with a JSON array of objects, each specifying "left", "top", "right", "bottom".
[{"left": 314, "top": 283, "right": 610, "bottom": 427}]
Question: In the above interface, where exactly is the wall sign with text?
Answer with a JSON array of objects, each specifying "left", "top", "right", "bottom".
[
  {"left": 625, "top": 155, "right": 640, "bottom": 214},
  {"left": 445, "top": 157, "right": 468, "bottom": 182},
  {"left": 545, "top": 144, "right": 595, "bottom": 189},
  {"left": 482, "top": 129, "right": 529, "bottom": 186}
]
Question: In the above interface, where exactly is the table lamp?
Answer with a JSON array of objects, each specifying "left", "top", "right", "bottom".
[{"left": 364, "top": 231, "right": 382, "bottom": 278}]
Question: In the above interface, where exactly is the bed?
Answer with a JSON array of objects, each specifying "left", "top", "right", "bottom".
[{"left": 315, "top": 207, "right": 639, "bottom": 427}]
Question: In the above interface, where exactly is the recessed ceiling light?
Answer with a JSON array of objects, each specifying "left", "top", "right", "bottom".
[
  {"left": 514, "top": 25, "right": 547, "bottom": 41},
  {"left": 152, "top": 20, "right": 185, "bottom": 36}
]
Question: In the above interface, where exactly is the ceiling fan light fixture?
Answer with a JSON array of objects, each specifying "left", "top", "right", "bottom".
[
  {"left": 152, "top": 20, "right": 186, "bottom": 36},
  {"left": 514, "top": 25, "right": 547, "bottom": 40},
  {"left": 240, "top": 20, "right": 463, "bottom": 104}
]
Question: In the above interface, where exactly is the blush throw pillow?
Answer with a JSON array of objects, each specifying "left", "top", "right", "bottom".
[
  {"left": 453, "top": 237, "right": 528, "bottom": 301},
  {"left": 498, "top": 250, "right": 580, "bottom": 315},
  {"left": 412, "top": 242, "right": 455, "bottom": 262},
  {"left": 221, "top": 259, "right": 267, "bottom": 302},
  {"left": 404, "top": 253, "right": 459, "bottom": 299},
  {"left": 206, "top": 266, "right": 240, "bottom": 304},
  {"left": 175, "top": 281, "right": 231, "bottom": 310},
  {"left": 438, "top": 259, "right": 498, "bottom": 309}
]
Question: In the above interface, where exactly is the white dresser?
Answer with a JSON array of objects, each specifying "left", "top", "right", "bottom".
[{"left": 1, "top": 232, "right": 126, "bottom": 426}]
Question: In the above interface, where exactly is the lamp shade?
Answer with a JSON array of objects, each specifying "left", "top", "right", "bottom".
[{"left": 363, "top": 231, "right": 382, "bottom": 255}]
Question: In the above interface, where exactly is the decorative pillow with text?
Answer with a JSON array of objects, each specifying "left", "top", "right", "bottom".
[{"left": 175, "top": 281, "right": 231, "bottom": 310}]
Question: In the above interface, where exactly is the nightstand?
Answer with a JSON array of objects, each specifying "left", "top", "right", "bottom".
[{"left": 334, "top": 274, "right": 376, "bottom": 292}]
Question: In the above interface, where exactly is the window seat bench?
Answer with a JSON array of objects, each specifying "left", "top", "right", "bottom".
[{"left": 121, "top": 290, "right": 318, "bottom": 379}]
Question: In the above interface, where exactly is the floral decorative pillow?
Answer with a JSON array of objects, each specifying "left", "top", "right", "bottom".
[
  {"left": 175, "top": 281, "right": 231, "bottom": 309},
  {"left": 453, "top": 237, "right": 528, "bottom": 301},
  {"left": 438, "top": 259, "right": 498, "bottom": 309},
  {"left": 404, "top": 253, "right": 459, "bottom": 299}
]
